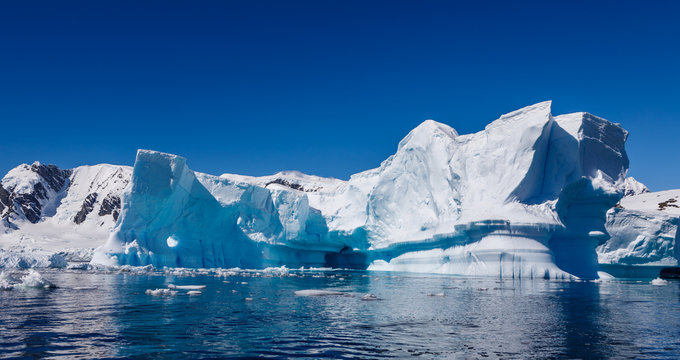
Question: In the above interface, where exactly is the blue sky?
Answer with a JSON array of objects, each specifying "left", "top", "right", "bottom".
[{"left": 1, "top": 1, "right": 678, "bottom": 190}]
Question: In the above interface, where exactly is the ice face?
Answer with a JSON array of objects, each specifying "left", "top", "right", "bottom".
[{"left": 92, "top": 101, "right": 630, "bottom": 279}]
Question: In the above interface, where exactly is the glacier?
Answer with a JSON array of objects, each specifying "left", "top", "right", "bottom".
[{"left": 92, "top": 101, "right": 632, "bottom": 279}]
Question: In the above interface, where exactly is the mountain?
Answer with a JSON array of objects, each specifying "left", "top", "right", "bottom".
[
  {"left": 0, "top": 163, "right": 131, "bottom": 265},
  {"left": 598, "top": 189, "right": 680, "bottom": 266},
  {"left": 92, "top": 101, "right": 631, "bottom": 279}
]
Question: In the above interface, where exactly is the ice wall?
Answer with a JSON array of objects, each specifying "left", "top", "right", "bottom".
[{"left": 92, "top": 101, "right": 630, "bottom": 279}]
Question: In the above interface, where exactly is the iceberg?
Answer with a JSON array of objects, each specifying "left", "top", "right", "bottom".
[{"left": 92, "top": 101, "right": 630, "bottom": 279}]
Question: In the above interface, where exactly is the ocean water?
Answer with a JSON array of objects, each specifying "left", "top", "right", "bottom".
[{"left": 1, "top": 268, "right": 679, "bottom": 359}]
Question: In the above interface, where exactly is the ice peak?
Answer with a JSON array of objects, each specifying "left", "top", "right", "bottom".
[
  {"left": 398, "top": 119, "right": 458, "bottom": 150},
  {"left": 499, "top": 100, "right": 552, "bottom": 120}
]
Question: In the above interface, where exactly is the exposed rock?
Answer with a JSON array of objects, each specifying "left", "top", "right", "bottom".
[
  {"left": 265, "top": 178, "right": 321, "bottom": 192},
  {"left": 98, "top": 194, "right": 121, "bottom": 221},
  {"left": 73, "top": 193, "right": 98, "bottom": 224}
]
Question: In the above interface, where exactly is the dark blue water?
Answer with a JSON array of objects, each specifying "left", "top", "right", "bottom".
[{"left": 1, "top": 268, "right": 679, "bottom": 359}]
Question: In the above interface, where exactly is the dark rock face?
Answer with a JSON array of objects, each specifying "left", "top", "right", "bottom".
[
  {"left": 98, "top": 194, "right": 121, "bottom": 221},
  {"left": 660, "top": 267, "right": 680, "bottom": 279},
  {"left": 74, "top": 193, "right": 98, "bottom": 224},
  {"left": 1, "top": 163, "right": 72, "bottom": 224},
  {"left": 0, "top": 185, "right": 9, "bottom": 214},
  {"left": 15, "top": 193, "right": 42, "bottom": 223},
  {"left": 31, "top": 163, "right": 71, "bottom": 193},
  {"left": 265, "top": 178, "right": 320, "bottom": 192}
]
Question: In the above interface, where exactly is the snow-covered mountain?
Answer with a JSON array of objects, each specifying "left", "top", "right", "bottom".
[
  {"left": 92, "top": 101, "right": 631, "bottom": 279},
  {"left": 0, "top": 162, "right": 72, "bottom": 227},
  {"left": 622, "top": 177, "right": 650, "bottom": 197},
  {"left": 599, "top": 189, "right": 680, "bottom": 266},
  {"left": 0, "top": 163, "right": 131, "bottom": 264}
]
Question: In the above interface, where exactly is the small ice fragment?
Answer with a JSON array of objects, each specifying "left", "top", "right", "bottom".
[
  {"left": 245, "top": 297, "right": 253, "bottom": 301},
  {"left": 651, "top": 278, "right": 669, "bottom": 286},
  {"left": 294, "top": 289, "right": 346, "bottom": 297},
  {"left": 427, "top": 292, "right": 445, "bottom": 297},
  {"left": 361, "top": 294, "right": 379, "bottom": 301},
  {"left": 73, "top": 286, "right": 97, "bottom": 291},
  {"left": 597, "top": 271, "right": 615, "bottom": 280},
  {"left": 67, "top": 263, "right": 90, "bottom": 270},
  {"left": 14, "top": 270, "right": 54, "bottom": 289},
  {"left": 145, "top": 288, "right": 178, "bottom": 296},
  {"left": 187, "top": 290, "right": 202, "bottom": 295},
  {"left": 241, "top": 282, "right": 248, "bottom": 285},
  {"left": 0, "top": 271, "right": 17, "bottom": 290},
  {"left": 168, "top": 284, "right": 206, "bottom": 290}
]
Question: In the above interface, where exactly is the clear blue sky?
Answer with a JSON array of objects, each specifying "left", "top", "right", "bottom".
[{"left": 1, "top": 1, "right": 678, "bottom": 190}]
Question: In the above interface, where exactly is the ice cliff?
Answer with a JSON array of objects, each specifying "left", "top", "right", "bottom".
[{"left": 92, "top": 101, "right": 631, "bottom": 279}]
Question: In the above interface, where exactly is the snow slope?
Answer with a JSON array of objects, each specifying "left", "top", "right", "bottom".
[
  {"left": 94, "top": 101, "right": 630, "bottom": 279},
  {"left": 599, "top": 189, "right": 680, "bottom": 266}
]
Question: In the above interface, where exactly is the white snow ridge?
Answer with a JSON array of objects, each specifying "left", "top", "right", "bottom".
[{"left": 88, "top": 101, "right": 637, "bottom": 280}]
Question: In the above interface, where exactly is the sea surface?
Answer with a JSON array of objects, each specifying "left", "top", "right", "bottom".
[{"left": 0, "top": 268, "right": 679, "bottom": 359}]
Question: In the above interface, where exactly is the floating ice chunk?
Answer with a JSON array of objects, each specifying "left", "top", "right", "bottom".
[
  {"left": 67, "top": 263, "right": 91, "bottom": 270},
  {"left": 167, "top": 284, "right": 206, "bottom": 290},
  {"left": 14, "top": 270, "right": 55, "bottom": 289},
  {"left": 651, "top": 278, "right": 669, "bottom": 286},
  {"left": 145, "top": 288, "right": 178, "bottom": 296},
  {"left": 427, "top": 292, "right": 445, "bottom": 297},
  {"left": 294, "top": 289, "right": 348, "bottom": 297},
  {"left": 0, "top": 271, "right": 17, "bottom": 290},
  {"left": 73, "top": 286, "right": 97, "bottom": 290},
  {"left": 361, "top": 293, "right": 379, "bottom": 301},
  {"left": 597, "top": 271, "right": 615, "bottom": 280},
  {"left": 187, "top": 290, "right": 202, "bottom": 295},
  {"left": 245, "top": 297, "right": 253, "bottom": 301}
]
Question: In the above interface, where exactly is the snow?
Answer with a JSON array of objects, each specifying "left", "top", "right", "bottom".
[
  {"left": 91, "top": 101, "right": 631, "bottom": 279},
  {"left": 0, "top": 248, "right": 66, "bottom": 269},
  {"left": 598, "top": 189, "right": 680, "bottom": 266},
  {"left": 622, "top": 177, "right": 650, "bottom": 197},
  {"left": 618, "top": 189, "right": 680, "bottom": 215},
  {"left": 48, "top": 164, "right": 131, "bottom": 228}
]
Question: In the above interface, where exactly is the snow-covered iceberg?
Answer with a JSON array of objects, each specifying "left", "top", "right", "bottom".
[{"left": 92, "top": 101, "right": 630, "bottom": 279}]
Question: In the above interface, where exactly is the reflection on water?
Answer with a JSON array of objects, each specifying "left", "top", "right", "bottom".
[{"left": 1, "top": 269, "right": 679, "bottom": 359}]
